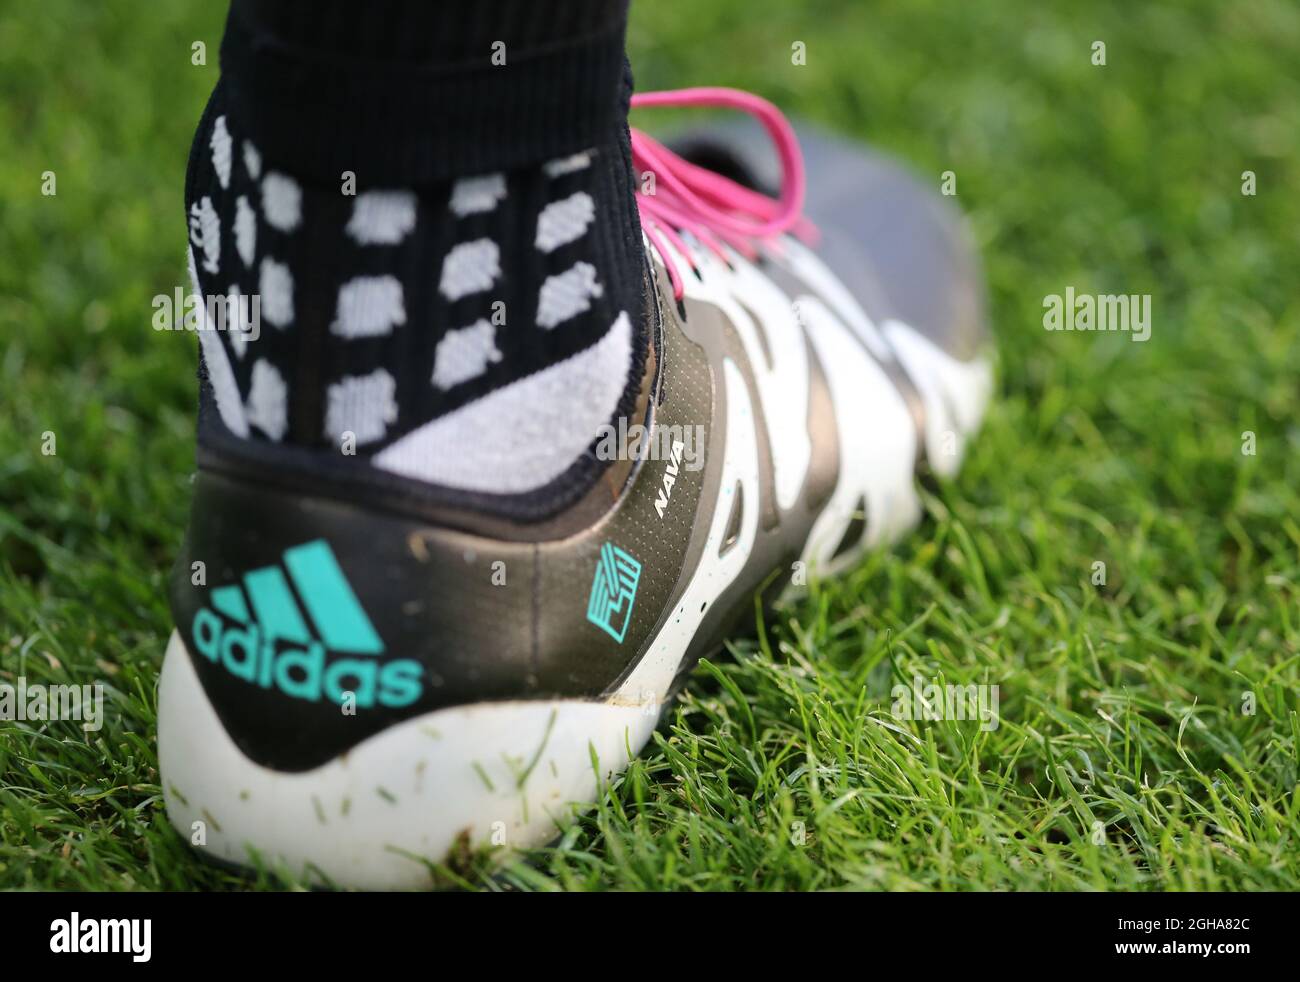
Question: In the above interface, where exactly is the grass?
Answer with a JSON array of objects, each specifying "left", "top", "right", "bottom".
[{"left": 2, "top": 0, "right": 1299, "bottom": 890}]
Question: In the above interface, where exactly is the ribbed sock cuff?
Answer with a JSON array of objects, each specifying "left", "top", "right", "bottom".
[{"left": 220, "top": 1, "right": 632, "bottom": 186}]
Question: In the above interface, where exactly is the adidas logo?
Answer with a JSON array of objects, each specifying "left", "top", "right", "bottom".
[{"left": 190, "top": 539, "right": 423, "bottom": 709}]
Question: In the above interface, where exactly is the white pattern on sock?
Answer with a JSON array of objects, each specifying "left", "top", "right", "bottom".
[
  {"left": 234, "top": 195, "right": 256, "bottom": 267},
  {"left": 262, "top": 172, "right": 302, "bottom": 232},
  {"left": 439, "top": 238, "right": 500, "bottom": 301},
  {"left": 226, "top": 285, "right": 253, "bottom": 360},
  {"left": 431, "top": 319, "right": 502, "bottom": 390},
  {"left": 543, "top": 151, "right": 593, "bottom": 177},
  {"left": 210, "top": 115, "right": 233, "bottom": 190},
  {"left": 242, "top": 140, "right": 262, "bottom": 180},
  {"left": 259, "top": 257, "right": 294, "bottom": 327},
  {"left": 449, "top": 173, "right": 506, "bottom": 216},
  {"left": 374, "top": 311, "right": 632, "bottom": 492},
  {"left": 189, "top": 247, "right": 248, "bottom": 437},
  {"left": 332, "top": 276, "right": 407, "bottom": 338},
  {"left": 324, "top": 368, "right": 399, "bottom": 445},
  {"left": 535, "top": 191, "right": 595, "bottom": 253},
  {"left": 346, "top": 190, "right": 417, "bottom": 245},
  {"left": 189, "top": 197, "right": 221, "bottom": 275},
  {"left": 536, "top": 261, "right": 603, "bottom": 329},
  {"left": 246, "top": 359, "right": 288, "bottom": 441}
]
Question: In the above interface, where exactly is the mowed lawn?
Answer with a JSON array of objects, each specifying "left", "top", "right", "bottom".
[{"left": 1, "top": 0, "right": 1298, "bottom": 890}]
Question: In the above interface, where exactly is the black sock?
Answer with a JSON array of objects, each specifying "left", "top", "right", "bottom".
[{"left": 186, "top": 0, "right": 649, "bottom": 513}]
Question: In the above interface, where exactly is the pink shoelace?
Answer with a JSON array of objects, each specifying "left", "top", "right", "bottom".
[{"left": 630, "top": 87, "right": 817, "bottom": 301}]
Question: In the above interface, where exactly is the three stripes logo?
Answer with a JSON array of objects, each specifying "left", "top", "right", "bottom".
[
  {"left": 586, "top": 542, "right": 642, "bottom": 644},
  {"left": 190, "top": 539, "right": 423, "bottom": 709}
]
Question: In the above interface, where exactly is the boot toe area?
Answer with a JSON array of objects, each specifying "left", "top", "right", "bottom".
[
  {"left": 793, "top": 125, "right": 990, "bottom": 363},
  {"left": 674, "top": 120, "right": 991, "bottom": 363}
]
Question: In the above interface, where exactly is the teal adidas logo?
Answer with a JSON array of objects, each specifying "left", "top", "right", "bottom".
[{"left": 190, "top": 539, "right": 422, "bottom": 709}]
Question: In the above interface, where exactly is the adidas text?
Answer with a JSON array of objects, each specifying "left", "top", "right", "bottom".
[{"left": 191, "top": 614, "right": 423, "bottom": 709}]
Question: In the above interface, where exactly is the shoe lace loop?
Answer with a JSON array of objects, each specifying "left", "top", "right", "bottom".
[{"left": 630, "top": 87, "right": 815, "bottom": 301}]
